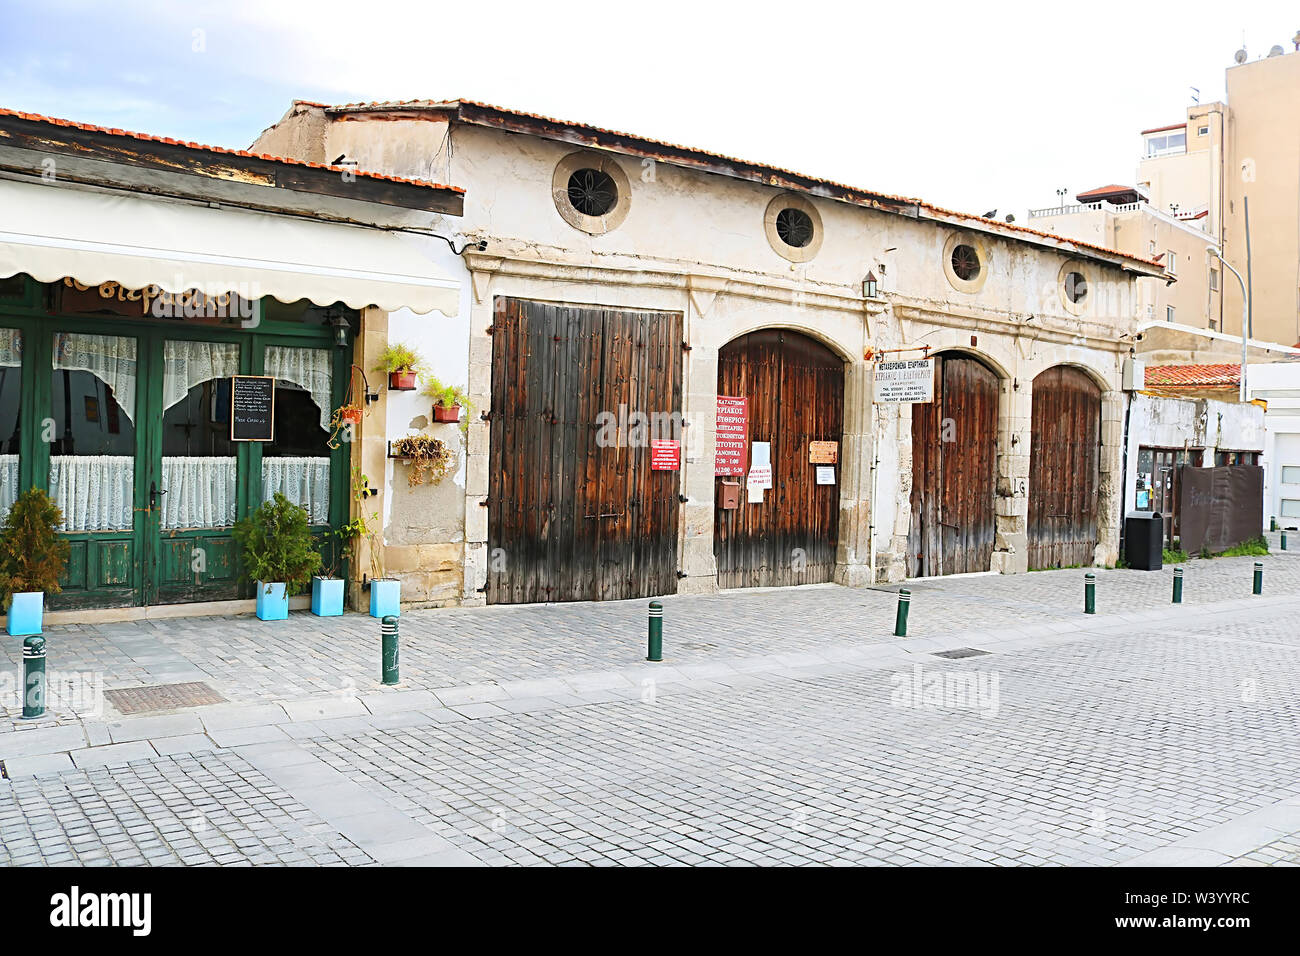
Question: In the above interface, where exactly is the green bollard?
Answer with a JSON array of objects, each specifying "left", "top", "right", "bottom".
[
  {"left": 1271, "top": 516, "right": 1278, "bottom": 532},
  {"left": 647, "top": 601, "right": 663, "bottom": 661},
  {"left": 380, "top": 615, "right": 399, "bottom": 685},
  {"left": 22, "top": 634, "right": 45, "bottom": 720},
  {"left": 1172, "top": 566, "right": 1183, "bottom": 604},
  {"left": 894, "top": 588, "right": 911, "bottom": 637},
  {"left": 1253, "top": 562, "right": 1263, "bottom": 596},
  {"left": 1282, "top": 531, "right": 1288, "bottom": 552},
  {"left": 1084, "top": 572, "right": 1096, "bottom": 614}
]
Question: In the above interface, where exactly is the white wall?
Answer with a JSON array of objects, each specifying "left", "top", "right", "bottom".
[{"left": 1248, "top": 362, "right": 1300, "bottom": 528}]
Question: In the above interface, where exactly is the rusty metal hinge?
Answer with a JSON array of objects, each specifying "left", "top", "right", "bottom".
[
  {"left": 485, "top": 325, "right": 495, "bottom": 335},
  {"left": 682, "top": 341, "right": 692, "bottom": 352}
]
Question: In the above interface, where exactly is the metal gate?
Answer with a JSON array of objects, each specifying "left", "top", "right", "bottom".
[
  {"left": 714, "top": 329, "right": 844, "bottom": 588},
  {"left": 1028, "top": 365, "right": 1101, "bottom": 569},
  {"left": 908, "top": 354, "right": 998, "bottom": 576},
  {"left": 486, "top": 298, "right": 683, "bottom": 604}
]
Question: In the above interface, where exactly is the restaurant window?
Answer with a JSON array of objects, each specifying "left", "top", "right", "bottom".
[
  {"left": 0, "top": 329, "right": 20, "bottom": 521},
  {"left": 49, "top": 332, "right": 137, "bottom": 532},
  {"left": 262, "top": 346, "right": 332, "bottom": 524},
  {"left": 160, "top": 340, "right": 240, "bottom": 529}
]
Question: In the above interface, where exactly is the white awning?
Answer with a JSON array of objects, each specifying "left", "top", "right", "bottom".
[{"left": 0, "top": 177, "right": 459, "bottom": 316}]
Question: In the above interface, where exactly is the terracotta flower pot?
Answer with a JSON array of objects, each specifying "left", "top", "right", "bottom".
[
  {"left": 339, "top": 406, "right": 363, "bottom": 425},
  {"left": 389, "top": 370, "right": 417, "bottom": 390},
  {"left": 433, "top": 403, "right": 461, "bottom": 423}
]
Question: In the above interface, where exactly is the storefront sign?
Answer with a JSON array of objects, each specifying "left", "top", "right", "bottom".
[
  {"left": 56, "top": 278, "right": 255, "bottom": 325},
  {"left": 809, "top": 441, "right": 838, "bottom": 464},
  {"left": 873, "top": 358, "right": 935, "bottom": 404},
  {"left": 715, "top": 395, "right": 748, "bottom": 475},
  {"left": 650, "top": 439, "right": 680, "bottom": 470},
  {"left": 231, "top": 375, "right": 275, "bottom": 441}
]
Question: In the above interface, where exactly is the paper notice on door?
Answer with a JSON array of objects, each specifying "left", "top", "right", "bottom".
[
  {"left": 747, "top": 464, "right": 772, "bottom": 490},
  {"left": 747, "top": 482, "right": 764, "bottom": 503},
  {"left": 751, "top": 441, "right": 771, "bottom": 468},
  {"left": 816, "top": 466, "right": 835, "bottom": 485}
]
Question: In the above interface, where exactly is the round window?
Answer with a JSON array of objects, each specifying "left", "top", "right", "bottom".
[
  {"left": 1064, "top": 271, "right": 1088, "bottom": 303},
  {"left": 951, "top": 244, "right": 981, "bottom": 281},
  {"left": 775, "top": 207, "right": 815, "bottom": 248},
  {"left": 566, "top": 168, "right": 618, "bottom": 217}
]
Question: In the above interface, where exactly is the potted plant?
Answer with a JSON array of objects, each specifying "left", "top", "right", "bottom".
[
  {"left": 375, "top": 343, "right": 424, "bottom": 391},
  {"left": 233, "top": 493, "right": 321, "bottom": 621},
  {"left": 0, "top": 488, "right": 71, "bottom": 637},
  {"left": 312, "top": 515, "right": 365, "bottom": 617},
  {"left": 389, "top": 434, "right": 452, "bottom": 487},
  {"left": 422, "top": 377, "right": 472, "bottom": 424}
]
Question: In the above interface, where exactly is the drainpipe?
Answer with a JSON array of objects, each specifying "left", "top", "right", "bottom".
[{"left": 868, "top": 407, "right": 880, "bottom": 584}]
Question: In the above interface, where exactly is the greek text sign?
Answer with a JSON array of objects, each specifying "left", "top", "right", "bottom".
[
  {"left": 715, "top": 395, "right": 748, "bottom": 475},
  {"left": 873, "top": 358, "right": 934, "bottom": 403}
]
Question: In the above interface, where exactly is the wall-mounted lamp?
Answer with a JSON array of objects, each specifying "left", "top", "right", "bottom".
[
  {"left": 862, "top": 271, "right": 878, "bottom": 299},
  {"left": 326, "top": 307, "right": 351, "bottom": 348}
]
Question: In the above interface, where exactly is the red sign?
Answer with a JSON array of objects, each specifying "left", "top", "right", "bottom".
[
  {"left": 715, "top": 395, "right": 748, "bottom": 476},
  {"left": 651, "top": 439, "right": 680, "bottom": 471}
]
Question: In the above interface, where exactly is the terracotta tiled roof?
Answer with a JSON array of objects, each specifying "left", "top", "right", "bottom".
[
  {"left": 0, "top": 106, "right": 465, "bottom": 194},
  {"left": 1144, "top": 364, "right": 1241, "bottom": 388},
  {"left": 1076, "top": 184, "right": 1140, "bottom": 201},
  {"left": 297, "top": 98, "right": 1164, "bottom": 271}
]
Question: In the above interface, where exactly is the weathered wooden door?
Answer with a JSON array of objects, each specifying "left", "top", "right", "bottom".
[
  {"left": 714, "top": 329, "right": 844, "bottom": 588},
  {"left": 1028, "top": 365, "right": 1101, "bottom": 569},
  {"left": 487, "top": 298, "right": 683, "bottom": 604},
  {"left": 908, "top": 354, "right": 998, "bottom": 576}
]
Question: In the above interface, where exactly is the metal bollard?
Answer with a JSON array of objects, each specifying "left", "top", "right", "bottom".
[
  {"left": 1084, "top": 572, "right": 1096, "bottom": 614},
  {"left": 22, "top": 635, "right": 45, "bottom": 720},
  {"left": 647, "top": 601, "right": 663, "bottom": 662},
  {"left": 1271, "top": 516, "right": 1278, "bottom": 532},
  {"left": 1253, "top": 562, "right": 1264, "bottom": 596},
  {"left": 1172, "top": 566, "right": 1183, "bottom": 604},
  {"left": 894, "top": 588, "right": 911, "bottom": 637},
  {"left": 1282, "top": 531, "right": 1289, "bottom": 552},
  {"left": 380, "top": 615, "right": 399, "bottom": 685}
]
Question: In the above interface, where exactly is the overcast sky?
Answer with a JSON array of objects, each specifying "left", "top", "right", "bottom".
[{"left": 2, "top": 0, "right": 1296, "bottom": 218}]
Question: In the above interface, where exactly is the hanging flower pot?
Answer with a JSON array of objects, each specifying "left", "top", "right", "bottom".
[
  {"left": 432, "top": 403, "right": 461, "bottom": 423},
  {"left": 339, "top": 405, "right": 363, "bottom": 425},
  {"left": 388, "top": 369, "right": 418, "bottom": 391}
]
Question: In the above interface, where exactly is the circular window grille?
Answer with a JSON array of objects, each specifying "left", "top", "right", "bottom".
[
  {"left": 567, "top": 168, "right": 618, "bottom": 217},
  {"left": 1064, "top": 271, "right": 1088, "bottom": 303},
  {"left": 775, "top": 207, "right": 816, "bottom": 248},
  {"left": 951, "top": 244, "right": 981, "bottom": 281}
]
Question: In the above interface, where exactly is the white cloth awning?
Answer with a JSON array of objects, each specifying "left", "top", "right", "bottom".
[{"left": 0, "top": 177, "right": 459, "bottom": 316}]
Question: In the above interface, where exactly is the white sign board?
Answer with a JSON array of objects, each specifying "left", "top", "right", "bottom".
[
  {"left": 816, "top": 466, "right": 835, "bottom": 485},
  {"left": 747, "top": 464, "right": 772, "bottom": 490},
  {"left": 873, "top": 358, "right": 935, "bottom": 404}
]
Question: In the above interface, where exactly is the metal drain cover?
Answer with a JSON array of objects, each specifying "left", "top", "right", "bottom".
[
  {"left": 104, "top": 682, "right": 226, "bottom": 715},
  {"left": 932, "top": 648, "right": 991, "bottom": 659}
]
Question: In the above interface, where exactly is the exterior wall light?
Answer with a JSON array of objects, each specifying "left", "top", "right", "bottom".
[{"left": 863, "top": 271, "right": 879, "bottom": 299}]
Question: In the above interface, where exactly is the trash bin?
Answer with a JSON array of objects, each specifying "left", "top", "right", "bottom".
[{"left": 1125, "top": 511, "right": 1163, "bottom": 571}]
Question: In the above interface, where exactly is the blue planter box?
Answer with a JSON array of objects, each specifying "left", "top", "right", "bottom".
[
  {"left": 6, "top": 591, "right": 43, "bottom": 636},
  {"left": 255, "top": 581, "right": 289, "bottom": 621},
  {"left": 369, "top": 578, "right": 400, "bottom": 618},
  {"left": 311, "top": 577, "right": 345, "bottom": 617}
]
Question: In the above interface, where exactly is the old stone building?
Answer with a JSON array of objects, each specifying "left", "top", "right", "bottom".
[{"left": 254, "top": 99, "right": 1166, "bottom": 606}]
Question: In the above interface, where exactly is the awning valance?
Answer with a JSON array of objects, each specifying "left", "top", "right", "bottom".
[{"left": 0, "top": 178, "right": 459, "bottom": 316}]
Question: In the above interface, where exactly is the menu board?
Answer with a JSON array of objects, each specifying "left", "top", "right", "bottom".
[
  {"left": 231, "top": 375, "right": 275, "bottom": 442},
  {"left": 715, "top": 396, "right": 748, "bottom": 476}
]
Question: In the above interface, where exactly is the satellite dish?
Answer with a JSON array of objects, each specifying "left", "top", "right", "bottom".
[
  {"left": 1234, "top": 48, "right": 1248, "bottom": 64},
  {"left": 1268, "top": 44, "right": 1284, "bottom": 57}
]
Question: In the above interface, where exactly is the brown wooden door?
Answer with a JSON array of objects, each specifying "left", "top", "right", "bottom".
[
  {"left": 1028, "top": 365, "right": 1101, "bottom": 569},
  {"left": 908, "top": 354, "right": 998, "bottom": 576},
  {"left": 714, "top": 329, "right": 844, "bottom": 588},
  {"left": 487, "top": 298, "right": 683, "bottom": 604}
]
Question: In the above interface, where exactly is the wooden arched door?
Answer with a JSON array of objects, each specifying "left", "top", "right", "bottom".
[
  {"left": 714, "top": 329, "right": 844, "bottom": 588},
  {"left": 908, "top": 353, "right": 999, "bottom": 577},
  {"left": 1028, "top": 365, "right": 1101, "bottom": 569}
]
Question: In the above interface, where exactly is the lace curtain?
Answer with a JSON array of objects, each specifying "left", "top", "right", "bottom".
[
  {"left": 262, "top": 456, "right": 330, "bottom": 524},
  {"left": 264, "top": 346, "right": 332, "bottom": 431},
  {"left": 163, "top": 340, "right": 239, "bottom": 412},
  {"left": 0, "top": 328, "right": 20, "bottom": 367},
  {"left": 50, "top": 455, "right": 133, "bottom": 531},
  {"left": 160, "top": 457, "right": 237, "bottom": 529},
  {"left": 54, "top": 333, "right": 137, "bottom": 422},
  {"left": 0, "top": 454, "right": 17, "bottom": 523}
]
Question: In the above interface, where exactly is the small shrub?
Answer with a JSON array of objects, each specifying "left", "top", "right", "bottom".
[
  {"left": 391, "top": 434, "right": 452, "bottom": 486},
  {"left": 1162, "top": 548, "right": 1189, "bottom": 564},
  {"left": 233, "top": 493, "right": 321, "bottom": 596},
  {"left": 375, "top": 343, "right": 424, "bottom": 374},
  {"left": 1216, "top": 536, "right": 1269, "bottom": 558},
  {"left": 0, "top": 488, "right": 71, "bottom": 608}
]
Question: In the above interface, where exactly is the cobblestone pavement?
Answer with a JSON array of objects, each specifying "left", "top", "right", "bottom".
[
  {"left": 2, "top": 551, "right": 1296, "bottom": 727},
  {"left": 0, "top": 571, "right": 1298, "bottom": 866}
]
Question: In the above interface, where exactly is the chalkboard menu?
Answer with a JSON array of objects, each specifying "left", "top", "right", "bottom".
[{"left": 231, "top": 375, "right": 275, "bottom": 441}]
